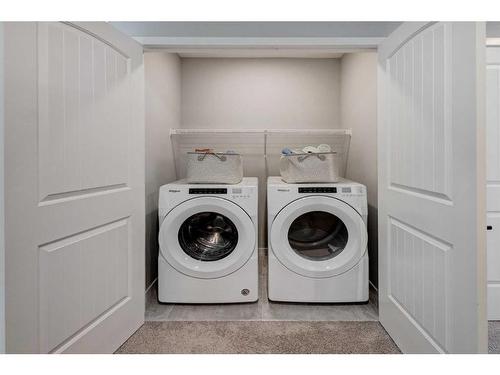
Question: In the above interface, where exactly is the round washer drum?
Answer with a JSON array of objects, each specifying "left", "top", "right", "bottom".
[
  {"left": 159, "top": 196, "right": 256, "bottom": 279},
  {"left": 270, "top": 195, "right": 367, "bottom": 278}
]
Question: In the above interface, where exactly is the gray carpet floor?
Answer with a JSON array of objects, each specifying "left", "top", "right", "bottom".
[
  {"left": 489, "top": 321, "right": 500, "bottom": 354},
  {"left": 116, "top": 321, "right": 401, "bottom": 354}
]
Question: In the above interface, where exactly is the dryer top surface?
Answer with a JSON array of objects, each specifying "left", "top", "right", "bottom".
[{"left": 267, "top": 176, "right": 365, "bottom": 189}]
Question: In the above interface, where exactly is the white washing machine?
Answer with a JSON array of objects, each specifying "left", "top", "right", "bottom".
[
  {"left": 267, "top": 176, "right": 368, "bottom": 302},
  {"left": 158, "top": 177, "right": 258, "bottom": 303}
]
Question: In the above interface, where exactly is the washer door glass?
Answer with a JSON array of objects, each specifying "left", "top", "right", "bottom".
[
  {"left": 288, "top": 211, "right": 348, "bottom": 261},
  {"left": 178, "top": 212, "right": 238, "bottom": 261},
  {"left": 159, "top": 196, "right": 256, "bottom": 279}
]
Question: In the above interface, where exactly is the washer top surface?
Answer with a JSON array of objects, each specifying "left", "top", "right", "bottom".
[{"left": 167, "top": 177, "right": 257, "bottom": 188}]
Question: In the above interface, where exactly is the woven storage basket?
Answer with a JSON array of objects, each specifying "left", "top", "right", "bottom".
[
  {"left": 186, "top": 152, "right": 243, "bottom": 184},
  {"left": 279, "top": 152, "right": 340, "bottom": 183}
]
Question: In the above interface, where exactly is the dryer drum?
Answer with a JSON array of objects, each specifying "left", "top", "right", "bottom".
[
  {"left": 287, "top": 211, "right": 349, "bottom": 261},
  {"left": 178, "top": 212, "right": 239, "bottom": 261}
]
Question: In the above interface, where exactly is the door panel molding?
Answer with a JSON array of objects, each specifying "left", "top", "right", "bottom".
[
  {"left": 388, "top": 217, "right": 450, "bottom": 351},
  {"left": 38, "top": 22, "right": 132, "bottom": 201},
  {"left": 39, "top": 217, "right": 130, "bottom": 352},
  {"left": 387, "top": 23, "right": 453, "bottom": 202}
]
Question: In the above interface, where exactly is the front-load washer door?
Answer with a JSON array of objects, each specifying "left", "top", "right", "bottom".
[
  {"left": 270, "top": 195, "right": 367, "bottom": 278},
  {"left": 159, "top": 196, "right": 256, "bottom": 279}
]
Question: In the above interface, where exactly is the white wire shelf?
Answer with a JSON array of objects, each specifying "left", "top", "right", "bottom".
[
  {"left": 170, "top": 128, "right": 351, "bottom": 179},
  {"left": 170, "top": 128, "right": 352, "bottom": 135}
]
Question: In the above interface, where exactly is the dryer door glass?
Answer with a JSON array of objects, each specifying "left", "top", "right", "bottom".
[
  {"left": 178, "top": 212, "right": 239, "bottom": 261},
  {"left": 288, "top": 211, "right": 348, "bottom": 261}
]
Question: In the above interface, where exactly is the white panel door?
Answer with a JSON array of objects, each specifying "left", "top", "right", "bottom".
[
  {"left": 4, "top": 22, "right": 145, "bottom": 353},
  {"left": 486, "top": 47, "right": 500, "bottom": 320},
  {"left": 378, "top": 22, "right": 487, "bottom": 353},
  {"left": 0, "top": 22, "right": 5, "bottom": 354}
]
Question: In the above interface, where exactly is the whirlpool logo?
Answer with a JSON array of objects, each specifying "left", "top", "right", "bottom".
[
  {"left": 168, "top": 189, "right": 181, "bottom": 193},
  {"left": 277, "top": 188, "right": 290, "bottom": 192}
]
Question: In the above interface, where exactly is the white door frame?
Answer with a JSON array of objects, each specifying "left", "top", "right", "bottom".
[
  {"left": 486, "top": 46, "right": 500, "bottom": 319},
  {"left": 136, "top": 36, "right": 384, "bottom": 52}
]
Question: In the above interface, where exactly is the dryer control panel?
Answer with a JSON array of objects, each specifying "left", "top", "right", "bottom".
[
  {"left": 297, "top": 186, "right": 363, "bottom": 195},
  {"left": 298, "top": 187, "right": 337, "bottom": 194},
  {"left": 230, "top": 187, "right": 252, "bottom": 199},
  {"left": 267, "top": 178, "right": 368, "bottom": 217}
]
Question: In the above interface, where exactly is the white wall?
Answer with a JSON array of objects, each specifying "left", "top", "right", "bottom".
[
  {"left": 145, "top": 52, "right": 180, "bottom": 290},
  {"left": 181, "top": 58, "right": 341, "bottom": 129},
  {"left": 181, "top": 57, "right": 342, "bottom": 247},
  {"left": 0, "top": 22, "right": 5, "bottom": 353},
  {"left": 340, "top": 52, "right": 378, "bottom": 286}
]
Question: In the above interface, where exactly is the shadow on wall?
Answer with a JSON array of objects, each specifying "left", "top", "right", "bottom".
[
  {"left": 367, "top": 205, "right": 378, "bottom": 287},
  {"left": 146, "top": 208, "right": 160, "bottom": 291}
]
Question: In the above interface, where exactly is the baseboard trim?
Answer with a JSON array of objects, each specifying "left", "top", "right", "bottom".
[
  {"left": 145, "top": 278, "right": 157, "bottom": 294},
  {"left": 145, "top": 251, "right": 377, "bottom": 294}
]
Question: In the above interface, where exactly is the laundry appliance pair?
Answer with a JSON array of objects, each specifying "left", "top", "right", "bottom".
[{"left": 157, "top": 177, "right": 368, "bottom": 303}]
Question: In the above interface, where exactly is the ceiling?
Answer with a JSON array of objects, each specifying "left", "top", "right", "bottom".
[
  {"left": 110, "top": 22, "right": 402, "bottom": 56},
  {"left": 113, "top": 21, "right": 500, "bottom": 40},
  {"left": 111, "top": 22, "right": 500, "bottom": 56},
  {"left": 111, "top": 22, "right": 402, "bottom": 39}
]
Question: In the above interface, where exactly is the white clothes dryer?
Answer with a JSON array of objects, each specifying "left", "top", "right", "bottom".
[{"left": 267, "top": 176, "right": 368, "bottom": 302}]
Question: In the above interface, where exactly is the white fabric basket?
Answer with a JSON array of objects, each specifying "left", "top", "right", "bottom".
[
  {"left": 186, "top": 152, "right": 243, "bottom": 184},
  {"left": 279, "top": 152, "right": 340, "bottom": 183}
]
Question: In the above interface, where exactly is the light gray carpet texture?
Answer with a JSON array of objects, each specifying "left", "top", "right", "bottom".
[
  {"left": 489, "top": 321, "right": 500, "bottom": 354},
  {"left": 116, "top": 321, "right": 400, "bottom": 354}
]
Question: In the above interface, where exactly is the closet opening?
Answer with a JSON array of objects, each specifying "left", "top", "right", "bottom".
[{"left": 144, "top": 47, "right": 379, "bottom": 320}]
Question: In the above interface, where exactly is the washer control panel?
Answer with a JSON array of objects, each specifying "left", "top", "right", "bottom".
[{"left": 189, "top": 188, "right": 227, "bottom": 195}]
